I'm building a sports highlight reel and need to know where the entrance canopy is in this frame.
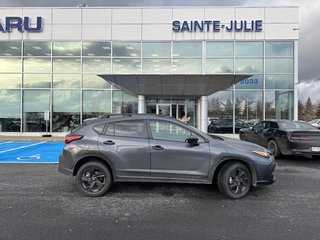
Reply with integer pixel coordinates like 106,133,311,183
99,74,251,97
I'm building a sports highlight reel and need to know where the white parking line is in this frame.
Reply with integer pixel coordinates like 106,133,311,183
0,141,13,146
0,141,47,154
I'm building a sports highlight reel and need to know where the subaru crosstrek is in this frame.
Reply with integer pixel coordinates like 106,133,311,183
58,114,276,199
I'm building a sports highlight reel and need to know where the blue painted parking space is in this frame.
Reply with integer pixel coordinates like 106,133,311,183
0,141,64,163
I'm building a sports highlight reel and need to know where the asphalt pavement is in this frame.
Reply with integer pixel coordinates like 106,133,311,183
0,156,319,240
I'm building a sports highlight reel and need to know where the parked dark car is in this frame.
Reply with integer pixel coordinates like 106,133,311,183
59,114,275,199
207,119,243,133
239,119,320,158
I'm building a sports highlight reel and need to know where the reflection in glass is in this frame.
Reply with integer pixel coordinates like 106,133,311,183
235,58,263,73
83,74,111,89
112,42,141,57
0,58,22,72
265,58,293,73
53,74,80,88
266,42,293,57
53,90,80,132
0,90,21,132
83,90,111,113
0,42,21,56
235,90,263,122
24,58,51,73
173,42,202,58
23,90,50,132
265,75,294,89
235,42,263,57
0,74,21,88
112,91,138,114
172,59,201,74
206,42,233,57
83,42,111,56
24,42,51,56
265,90,294,120
82,58,111,73
112,58,141,73
142,42,171,58
24,74,51,88
142,59,171,73
53,58,81,73
206,59,233,73
235,75,263,89
53,42,81,56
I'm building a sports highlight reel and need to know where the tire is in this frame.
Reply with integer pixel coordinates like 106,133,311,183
267,140,281,158
218,162,252,199
239,133,245,141
76,161,112,197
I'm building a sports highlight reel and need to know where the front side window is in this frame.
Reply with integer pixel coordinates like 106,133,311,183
150,120,200,142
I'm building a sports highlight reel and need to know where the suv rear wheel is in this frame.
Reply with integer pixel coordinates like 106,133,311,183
217,162,252,199
76,161,112,197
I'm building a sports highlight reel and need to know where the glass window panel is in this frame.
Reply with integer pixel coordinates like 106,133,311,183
112,91,138,114
0,74,21,88
142,42,171,58
24,42,51,56
235,42,263,57
235,75,263,89
83,42,111,57
53,90,80,112
235,58,263,73
265,74,294,89
83,74,111,89
0,42,21,56
172,59,201,74
24,74,51,88
52,112,80,132
206,59,233,73
206,42,233,57
83,90,111,113
23,58,51,73
173,42,202,58
112,42,141,57
265,58,293,73
0,58,22,73
23,90,50,112
265,90,294,120
0,90,21,132
53,58,81,73
114,120,146,138
235,90,263,122
266,42,293,57
82,58,111,73
112,58,141,74
142,59,171,74
53,74,80,88
53,42,81,56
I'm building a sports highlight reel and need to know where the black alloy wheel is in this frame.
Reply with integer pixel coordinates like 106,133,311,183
239,133,245,140
218,162,252,199
267,140,280,158
76,161,112,197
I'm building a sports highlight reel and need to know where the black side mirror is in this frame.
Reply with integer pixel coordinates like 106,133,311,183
185,136,199,146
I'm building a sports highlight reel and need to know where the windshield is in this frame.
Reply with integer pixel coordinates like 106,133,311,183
278,121,317,130
309,119,320,124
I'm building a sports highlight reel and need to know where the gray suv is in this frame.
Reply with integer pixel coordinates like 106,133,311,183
59,114,275,199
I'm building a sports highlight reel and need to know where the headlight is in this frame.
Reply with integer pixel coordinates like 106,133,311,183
253,151,273,159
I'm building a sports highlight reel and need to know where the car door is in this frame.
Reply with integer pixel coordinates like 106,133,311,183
97,120,151,178
148,119,211,180
247,121,267,146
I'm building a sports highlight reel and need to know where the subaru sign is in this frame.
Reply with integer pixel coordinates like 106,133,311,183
172,20,263,32
0,17,43,33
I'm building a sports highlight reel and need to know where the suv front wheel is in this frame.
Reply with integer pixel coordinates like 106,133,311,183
76,161,112,197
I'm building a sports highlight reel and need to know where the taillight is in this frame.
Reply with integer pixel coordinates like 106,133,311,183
65,134,83,144
289,136,311,141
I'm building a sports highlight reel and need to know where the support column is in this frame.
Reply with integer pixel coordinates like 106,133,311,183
138,95,145,114
200,96,208,133
196,98,201,130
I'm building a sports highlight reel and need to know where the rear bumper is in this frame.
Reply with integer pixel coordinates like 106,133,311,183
58,154,74,176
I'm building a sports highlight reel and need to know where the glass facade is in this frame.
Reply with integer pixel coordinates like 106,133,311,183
0,41,294,133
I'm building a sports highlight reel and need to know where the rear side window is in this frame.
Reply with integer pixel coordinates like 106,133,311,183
104,120,146,138
92,124,106,134
270,122,279,128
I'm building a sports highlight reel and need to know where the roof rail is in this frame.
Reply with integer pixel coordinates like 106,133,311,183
98,113,132,119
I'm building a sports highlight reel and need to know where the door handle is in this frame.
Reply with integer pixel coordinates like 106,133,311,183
152,145,164,150
103,140,115,145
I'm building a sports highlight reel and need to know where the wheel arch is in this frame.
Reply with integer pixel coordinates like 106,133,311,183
211,158,257,187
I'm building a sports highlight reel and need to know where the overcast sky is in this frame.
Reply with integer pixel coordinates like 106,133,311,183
1,0,319,102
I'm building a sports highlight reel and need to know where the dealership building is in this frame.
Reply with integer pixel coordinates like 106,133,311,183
0,6,299,134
